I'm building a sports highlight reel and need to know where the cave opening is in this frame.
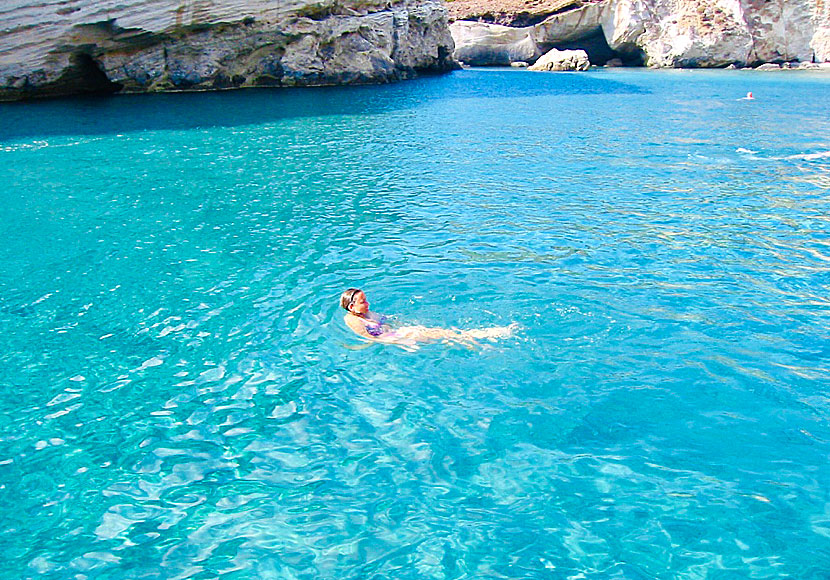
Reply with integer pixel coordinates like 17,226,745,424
541,27,644,66
67,53,123,95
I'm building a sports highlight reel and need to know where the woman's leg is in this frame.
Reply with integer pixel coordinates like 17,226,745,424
461,323,518,340
395,323,517,343
394,325,462,341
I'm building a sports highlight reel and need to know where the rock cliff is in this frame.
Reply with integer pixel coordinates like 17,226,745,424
451,0,830,68
0,0,456,101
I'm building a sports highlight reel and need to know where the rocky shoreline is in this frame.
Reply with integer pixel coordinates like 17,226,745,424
448,0,830,70
0,0,456,102
0,0,828,101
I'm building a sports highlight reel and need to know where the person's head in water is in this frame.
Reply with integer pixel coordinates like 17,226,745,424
340,288,369,316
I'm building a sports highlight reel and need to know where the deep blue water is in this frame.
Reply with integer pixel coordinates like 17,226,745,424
1,68,829,579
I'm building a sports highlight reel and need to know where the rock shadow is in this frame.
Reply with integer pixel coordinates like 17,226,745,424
542,28,645,67
0,68,647,142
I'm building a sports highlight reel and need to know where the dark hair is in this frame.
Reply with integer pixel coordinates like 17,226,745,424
340,288,362,311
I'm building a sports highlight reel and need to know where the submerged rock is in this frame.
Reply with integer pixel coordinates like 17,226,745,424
0,0,457,101
528,48,590,70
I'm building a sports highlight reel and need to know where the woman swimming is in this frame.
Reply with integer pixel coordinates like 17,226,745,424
340,288,518,347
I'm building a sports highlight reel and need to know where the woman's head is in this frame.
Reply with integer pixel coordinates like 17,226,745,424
340,288,368,314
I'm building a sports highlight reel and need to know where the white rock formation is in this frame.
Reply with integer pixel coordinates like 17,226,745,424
451,1,603,66
528,48,590,70
814,28,830,62
602,0,827,67
740,0,826,62
451,21,541,65
533,1,607,46
0,0,456,100
452,0,830,68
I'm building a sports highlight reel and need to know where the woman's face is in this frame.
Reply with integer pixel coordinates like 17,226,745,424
350,291,369,315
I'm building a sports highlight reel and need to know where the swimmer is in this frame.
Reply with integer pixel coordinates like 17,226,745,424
340,288,518,348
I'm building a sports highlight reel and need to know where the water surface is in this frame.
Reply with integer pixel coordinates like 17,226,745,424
1,68,829,579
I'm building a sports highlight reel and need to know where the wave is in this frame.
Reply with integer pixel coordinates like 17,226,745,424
0,136,106,153
734,148,830,162
784,150,830,161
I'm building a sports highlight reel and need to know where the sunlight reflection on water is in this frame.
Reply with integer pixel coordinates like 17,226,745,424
1,68,829,579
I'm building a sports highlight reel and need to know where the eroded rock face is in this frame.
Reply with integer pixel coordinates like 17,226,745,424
451,0,830,67
451,1,608,66
0,0,456,101
610,0,754,67
451,21,541,65
739,0,826,63
533,1,607,46
603,0,827,67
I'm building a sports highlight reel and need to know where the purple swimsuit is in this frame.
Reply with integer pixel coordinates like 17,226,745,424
364,315,388,337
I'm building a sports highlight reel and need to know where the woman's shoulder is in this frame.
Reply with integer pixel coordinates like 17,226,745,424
344,313,368,333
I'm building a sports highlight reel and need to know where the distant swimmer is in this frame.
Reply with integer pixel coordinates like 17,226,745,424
340,288,518,348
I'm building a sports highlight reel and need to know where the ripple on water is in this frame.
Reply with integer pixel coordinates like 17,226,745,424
0,69,829,578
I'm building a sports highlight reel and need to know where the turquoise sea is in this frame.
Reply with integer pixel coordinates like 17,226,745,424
1,68,829,579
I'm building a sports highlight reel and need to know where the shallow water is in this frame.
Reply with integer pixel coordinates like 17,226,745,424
1,68,829,579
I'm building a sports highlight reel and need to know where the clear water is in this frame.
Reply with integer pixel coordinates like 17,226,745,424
1,68,829,579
